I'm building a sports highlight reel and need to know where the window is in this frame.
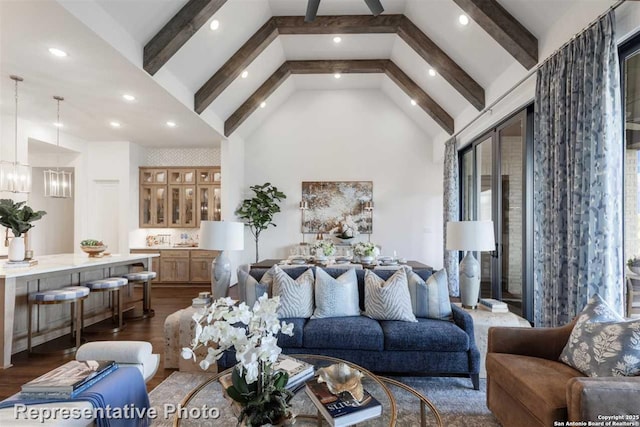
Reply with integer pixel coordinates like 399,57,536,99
621,33,640,264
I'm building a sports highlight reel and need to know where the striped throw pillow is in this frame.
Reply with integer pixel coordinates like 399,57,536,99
272,265,315,318
364,268,417,322
407,269,452,320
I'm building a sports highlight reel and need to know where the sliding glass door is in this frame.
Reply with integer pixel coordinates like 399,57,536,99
459,108,533,319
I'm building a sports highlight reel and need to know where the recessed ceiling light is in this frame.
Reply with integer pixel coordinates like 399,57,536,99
334,73,341,79
459,14,469,26
241,70,249,79
48,48,67,57
53,122,64,128
333,36,342,44
260,101,267,109
210,19,220,31
410,99,417,106
166,121,176,127
428,68,437,77
110,121,121,128
122,94,136,102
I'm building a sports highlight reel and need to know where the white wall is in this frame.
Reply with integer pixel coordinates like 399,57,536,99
243,89,443,268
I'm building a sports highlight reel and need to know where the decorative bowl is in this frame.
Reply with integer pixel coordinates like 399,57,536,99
81,245,107,257
317,363,365,402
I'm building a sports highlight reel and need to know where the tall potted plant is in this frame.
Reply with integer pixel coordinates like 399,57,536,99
0,199,46,261
236,183,286,263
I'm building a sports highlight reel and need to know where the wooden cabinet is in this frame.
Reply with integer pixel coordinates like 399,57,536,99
197,167,221,185
190,250,219,282
196,185,221,224
160,250,190,283
168,168,196,185
140,166,218,228
140,185,167,228
168,185,196,228
131,249,218,284
140,169,167,184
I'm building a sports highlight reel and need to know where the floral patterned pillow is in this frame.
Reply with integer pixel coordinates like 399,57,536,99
560,295,640,377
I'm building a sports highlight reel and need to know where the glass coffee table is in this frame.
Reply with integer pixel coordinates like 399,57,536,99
175,354,442,427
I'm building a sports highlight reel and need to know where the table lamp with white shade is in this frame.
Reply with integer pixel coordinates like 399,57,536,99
199,221,245,299
446,221,496,308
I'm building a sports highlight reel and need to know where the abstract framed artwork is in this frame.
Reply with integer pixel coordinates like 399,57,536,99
301,181,373,234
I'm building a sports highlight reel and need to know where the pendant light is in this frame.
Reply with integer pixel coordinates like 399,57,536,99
43,96,72,198
0,75,32,193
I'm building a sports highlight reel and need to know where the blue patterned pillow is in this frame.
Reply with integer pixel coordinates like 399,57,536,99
312,268,360,319
559,295,640,377
237,268,270,308
271,266,315,318
407,268,452,320
364,268,417,322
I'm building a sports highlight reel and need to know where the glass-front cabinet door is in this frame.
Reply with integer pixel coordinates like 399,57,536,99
197,185,221,225
197,168,221,185
168,169,196,185
140,169,167,184
140,185,167,227
168,185,196,227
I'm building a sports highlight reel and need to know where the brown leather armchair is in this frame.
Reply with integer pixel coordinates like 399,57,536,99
486,322,640,427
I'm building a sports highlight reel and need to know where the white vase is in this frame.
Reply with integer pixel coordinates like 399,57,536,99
9,237,25,262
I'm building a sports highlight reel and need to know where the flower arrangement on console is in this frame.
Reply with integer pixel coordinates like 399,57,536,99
312,240,335,257
329,215,359,240
182,296,295,426
353,242,379,258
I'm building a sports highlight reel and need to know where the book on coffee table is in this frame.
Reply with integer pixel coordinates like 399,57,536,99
305,380,382,427
219,355,315,393
21,360,118,399
479,298,509,313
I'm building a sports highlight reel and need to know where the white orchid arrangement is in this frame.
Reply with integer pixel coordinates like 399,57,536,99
329,215,359,239
312,240,335,256
182,296,295,426
353,242,379,257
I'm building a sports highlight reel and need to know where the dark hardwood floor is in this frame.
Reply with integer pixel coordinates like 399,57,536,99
0,285,217,400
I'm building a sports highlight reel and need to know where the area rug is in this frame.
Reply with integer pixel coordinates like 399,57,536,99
148,372,500,426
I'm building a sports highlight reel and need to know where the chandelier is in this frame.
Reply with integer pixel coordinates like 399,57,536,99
44,96,72,198
0,75,31,193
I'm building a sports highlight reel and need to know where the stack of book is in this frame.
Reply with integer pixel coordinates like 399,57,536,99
21,360,118,399
479,298,509,313
305,380,382,427
273,355,314,390
192,291,213,308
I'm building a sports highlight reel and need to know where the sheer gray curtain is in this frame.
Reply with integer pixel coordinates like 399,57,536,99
533,11,623,327
443,137,459,296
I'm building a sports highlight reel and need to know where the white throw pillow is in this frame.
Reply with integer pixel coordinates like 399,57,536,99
364,268,417,322
407,269,452,320
271,265,315,318
312,268,360,319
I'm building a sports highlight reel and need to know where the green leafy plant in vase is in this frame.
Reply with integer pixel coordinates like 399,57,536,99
182,296,295,426
0,199,46,261
236,183,286,263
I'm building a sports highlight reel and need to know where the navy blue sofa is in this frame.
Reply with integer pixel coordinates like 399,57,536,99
220,266,481,389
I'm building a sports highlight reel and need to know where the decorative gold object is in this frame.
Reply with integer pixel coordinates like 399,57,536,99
317,363,364,402
80,245,107,257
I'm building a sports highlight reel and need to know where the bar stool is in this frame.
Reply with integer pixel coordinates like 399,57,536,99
83,277,128,333
28,286,89,355
123,271,156,320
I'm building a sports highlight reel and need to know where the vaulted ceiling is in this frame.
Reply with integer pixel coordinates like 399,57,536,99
1,0,616,146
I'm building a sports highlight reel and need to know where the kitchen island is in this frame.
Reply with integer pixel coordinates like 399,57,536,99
0,253,159,368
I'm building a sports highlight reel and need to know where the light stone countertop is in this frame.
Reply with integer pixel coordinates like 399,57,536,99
0,253,159,278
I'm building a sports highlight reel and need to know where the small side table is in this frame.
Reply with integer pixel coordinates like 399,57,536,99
458,304,531,378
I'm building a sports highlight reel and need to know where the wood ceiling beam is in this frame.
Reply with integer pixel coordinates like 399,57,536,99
224,63,291,137
398,16,485,110
383,61,454,134
224,60,455,137
196,14,485,115
195,19,278,114
144,0,228,76
273,14,402,34
452,0,538,70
